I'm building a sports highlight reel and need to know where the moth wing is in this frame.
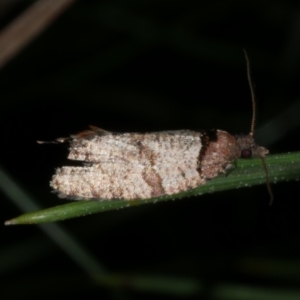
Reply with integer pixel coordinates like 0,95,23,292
51,160,205,200
68,130,201,164
51,130,205,200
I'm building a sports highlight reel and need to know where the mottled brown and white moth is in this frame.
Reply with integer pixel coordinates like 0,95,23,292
48,127,268,200
40,51,272,202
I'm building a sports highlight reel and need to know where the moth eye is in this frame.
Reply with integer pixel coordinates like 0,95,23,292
241,149,252,159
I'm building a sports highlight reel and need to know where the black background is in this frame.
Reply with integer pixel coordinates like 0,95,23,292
1,1,300,299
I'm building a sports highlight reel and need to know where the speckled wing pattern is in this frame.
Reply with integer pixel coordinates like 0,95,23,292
51,130,206,200
50,126,268,200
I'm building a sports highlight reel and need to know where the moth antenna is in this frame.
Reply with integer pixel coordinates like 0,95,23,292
243,49,256,137
243,50,273,205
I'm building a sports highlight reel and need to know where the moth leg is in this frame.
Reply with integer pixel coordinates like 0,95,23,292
37,137,69,144
72,126,112,139
224,162,236,177
89,125,111,135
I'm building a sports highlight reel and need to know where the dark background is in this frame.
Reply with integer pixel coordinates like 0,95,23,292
1,0,300,299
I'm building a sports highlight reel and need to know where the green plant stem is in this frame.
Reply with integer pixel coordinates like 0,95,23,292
5,152,300,225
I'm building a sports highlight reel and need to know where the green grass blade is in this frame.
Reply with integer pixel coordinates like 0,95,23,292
5,152,300,225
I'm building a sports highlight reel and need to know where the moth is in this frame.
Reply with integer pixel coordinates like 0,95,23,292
40,51,272,203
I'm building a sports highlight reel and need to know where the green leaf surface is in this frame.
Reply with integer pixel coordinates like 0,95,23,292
5,152,300,225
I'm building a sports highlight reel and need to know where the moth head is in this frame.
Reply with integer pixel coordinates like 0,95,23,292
235,133,272,205
235,134,269,159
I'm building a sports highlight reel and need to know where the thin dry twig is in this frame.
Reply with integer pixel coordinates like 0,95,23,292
0,0,76,68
